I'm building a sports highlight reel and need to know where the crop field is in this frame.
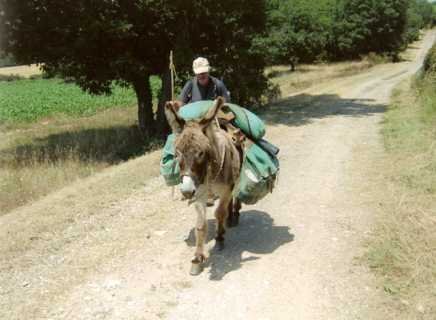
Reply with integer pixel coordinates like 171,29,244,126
0,78,137,122
0,76,162,123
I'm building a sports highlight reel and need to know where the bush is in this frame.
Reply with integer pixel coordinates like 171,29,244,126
423,44,436,74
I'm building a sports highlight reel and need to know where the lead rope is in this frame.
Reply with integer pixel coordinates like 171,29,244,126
169,51,177,199
213,141,226,183
169,50,179,101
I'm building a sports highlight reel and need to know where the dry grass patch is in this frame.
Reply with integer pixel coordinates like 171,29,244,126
0,64,42,78
267,59,375,97
0,107,162,215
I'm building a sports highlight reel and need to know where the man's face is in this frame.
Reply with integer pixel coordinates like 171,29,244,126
196,72,210,86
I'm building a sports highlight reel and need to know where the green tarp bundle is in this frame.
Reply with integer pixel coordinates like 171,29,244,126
179,100,266,140
160,101,279,204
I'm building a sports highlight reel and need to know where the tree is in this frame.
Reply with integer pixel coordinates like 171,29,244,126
405,0,435,43
254,0,330,70
180,0,268,107
1,0,268,136
329,0,409,60
433,3,436,27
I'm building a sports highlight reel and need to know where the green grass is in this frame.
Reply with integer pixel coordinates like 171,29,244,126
0,76,162,123
0,78,137,122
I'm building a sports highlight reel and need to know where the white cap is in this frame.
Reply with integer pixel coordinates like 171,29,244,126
193,57,210,74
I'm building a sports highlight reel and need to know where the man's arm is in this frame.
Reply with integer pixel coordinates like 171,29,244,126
217,80,230,102
178,80,193,105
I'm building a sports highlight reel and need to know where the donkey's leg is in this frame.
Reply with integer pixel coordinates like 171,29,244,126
215,192,232,250
191,199,207,276
193,201,208,261
234,198,241,225
226,199,235,228
227,197,242,228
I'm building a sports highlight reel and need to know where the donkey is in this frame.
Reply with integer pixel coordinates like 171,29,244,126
165,97,242,275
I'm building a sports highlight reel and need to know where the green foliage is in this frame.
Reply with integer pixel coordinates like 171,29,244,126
433,4,436,26
0,0,268,134
259,0,431,68
423,43,436,74
254,0,331,68
405,0,435,42
184,0,269,107
420,44,436,119
331,0,409,60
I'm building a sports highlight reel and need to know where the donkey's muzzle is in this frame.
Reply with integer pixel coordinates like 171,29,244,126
180,176,196,199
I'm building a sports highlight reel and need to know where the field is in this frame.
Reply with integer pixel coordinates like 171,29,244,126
0,73,163,214
0,78,138,122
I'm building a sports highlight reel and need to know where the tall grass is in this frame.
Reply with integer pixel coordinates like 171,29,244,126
0,107,163,215
0,76,165,214
366,45,436,319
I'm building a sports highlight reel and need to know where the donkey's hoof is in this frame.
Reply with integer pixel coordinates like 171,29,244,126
190,261,204,276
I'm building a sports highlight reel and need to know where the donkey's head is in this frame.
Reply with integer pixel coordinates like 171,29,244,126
165,97,225,199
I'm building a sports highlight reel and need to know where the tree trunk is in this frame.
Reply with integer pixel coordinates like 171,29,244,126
156,69,172,137
133,75,154,137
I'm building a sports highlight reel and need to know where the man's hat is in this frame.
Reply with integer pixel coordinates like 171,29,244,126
193,57,210,74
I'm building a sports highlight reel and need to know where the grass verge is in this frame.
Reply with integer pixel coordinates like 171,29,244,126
366,47,436,318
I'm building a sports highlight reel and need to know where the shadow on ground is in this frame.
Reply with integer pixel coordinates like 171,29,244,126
2,93,385,168
185,210,294,281
267,66,312,79
259,93,386,128
0,125,163,167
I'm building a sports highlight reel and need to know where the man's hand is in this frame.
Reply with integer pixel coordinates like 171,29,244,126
169,100,182,111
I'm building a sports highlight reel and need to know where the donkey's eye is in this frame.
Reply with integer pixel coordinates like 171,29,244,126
197,151,204,159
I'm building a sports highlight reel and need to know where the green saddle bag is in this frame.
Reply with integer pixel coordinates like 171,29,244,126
160,133,181,186
234,143,279,205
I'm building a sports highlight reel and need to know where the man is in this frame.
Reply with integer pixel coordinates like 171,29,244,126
178,57,230,105
176,57,230,206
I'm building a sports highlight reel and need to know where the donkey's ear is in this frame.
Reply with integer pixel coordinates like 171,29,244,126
165,101,185,134
200,97,225,127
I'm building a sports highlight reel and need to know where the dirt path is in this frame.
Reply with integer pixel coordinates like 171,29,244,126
1,31,435,320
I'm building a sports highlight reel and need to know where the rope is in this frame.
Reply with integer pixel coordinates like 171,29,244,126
169,51,179,101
